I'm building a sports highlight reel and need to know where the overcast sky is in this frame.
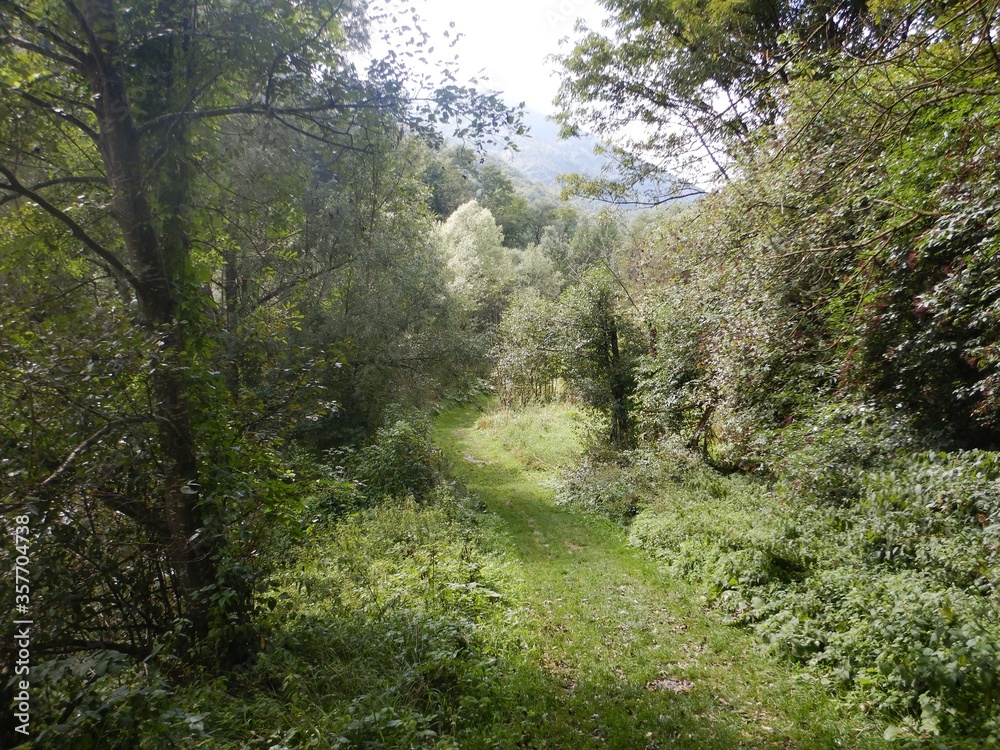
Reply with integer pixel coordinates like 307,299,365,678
371,0,609,117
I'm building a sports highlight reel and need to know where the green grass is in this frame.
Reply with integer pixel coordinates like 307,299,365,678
72,402,895,748
434,403,892,749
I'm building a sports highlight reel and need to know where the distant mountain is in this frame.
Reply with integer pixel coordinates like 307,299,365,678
489,109,609,185
486,109,701,208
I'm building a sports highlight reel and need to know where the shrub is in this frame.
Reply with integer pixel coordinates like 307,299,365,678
491,294,563,409
850,451,1000,589
347,417,445,502
629,474,805,599
760,569,1000,739
555,434,707,520
768,400,930,504
610,442,1000,741
196,489,519,749
24,652,207,750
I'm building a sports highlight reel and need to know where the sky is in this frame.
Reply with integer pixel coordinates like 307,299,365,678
370,0,609,117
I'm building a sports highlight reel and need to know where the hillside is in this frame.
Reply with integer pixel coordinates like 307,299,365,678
488,109,701,208
492,109,609,185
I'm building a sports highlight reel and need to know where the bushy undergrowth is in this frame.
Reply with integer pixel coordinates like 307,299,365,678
19,417,528,750
556,432,708,520
341,416,446,503
561,430,1000,744
766,401,934,505
191,490,521,749
27,488,522,750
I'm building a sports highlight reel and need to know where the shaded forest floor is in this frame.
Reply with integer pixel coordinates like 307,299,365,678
434,403,889,749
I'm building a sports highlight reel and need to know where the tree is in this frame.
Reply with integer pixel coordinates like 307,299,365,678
559,270,642,449
420,147,541,247
552,0,935,196
422,146,478,218
291,141,478,447
437,200,516,327
475,163,533,247
0,0,518,658
513,244,564,300
612,0,1000,466
492,294,563,407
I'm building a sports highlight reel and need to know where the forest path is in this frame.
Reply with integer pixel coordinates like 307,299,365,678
434,404,888,749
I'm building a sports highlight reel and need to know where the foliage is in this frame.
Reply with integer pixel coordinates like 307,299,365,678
556,269,644,449
22,652,207,750
344,417,447,503
548,3,1000,741
287,141,480,449
767,400,932,504
0,0,523,676
489,245,644,448
563,212,623,274
612,0,1000,460
231,490,516,749
14,485,523,748
553,0,974,199
5,0,1000,743
562,425,1000,741
421,146,576,249
754,451,1000,741
557,434,707,521
491,294,563,409
437,200,516,328
512,245,565,300
474,163,535,248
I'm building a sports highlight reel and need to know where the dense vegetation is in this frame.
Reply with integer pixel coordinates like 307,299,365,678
532,0,1000,743
2,0,1000,746
0,0,522,744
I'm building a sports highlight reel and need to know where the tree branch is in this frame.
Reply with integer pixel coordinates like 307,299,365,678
0,174,106,207
39,417,155,489
18,90,100,142
2,2,92,68
39,425,113,488
136,98,385,134
0,164,139,289
0,35,85,70
254,260,352,306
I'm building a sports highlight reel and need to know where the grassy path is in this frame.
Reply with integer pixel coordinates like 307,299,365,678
435,404,889,749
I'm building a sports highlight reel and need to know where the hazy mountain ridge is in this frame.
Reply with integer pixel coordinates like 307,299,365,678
487,109,700,207
490,109,610,185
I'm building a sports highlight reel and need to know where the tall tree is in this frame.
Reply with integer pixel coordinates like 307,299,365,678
437,199,515,328
559,270,641,449
0,0,518,655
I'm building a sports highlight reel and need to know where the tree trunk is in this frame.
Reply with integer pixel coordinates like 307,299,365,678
607,318,633,449
79,0,214,646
